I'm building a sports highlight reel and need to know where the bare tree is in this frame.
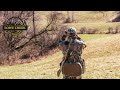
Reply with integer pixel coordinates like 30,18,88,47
0,11,67,65
65,11,71,23
32,11,37,42
64,11,75,23
71,11,74,22
0,11,33,65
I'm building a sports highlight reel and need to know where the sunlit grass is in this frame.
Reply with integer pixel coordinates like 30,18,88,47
79,34,115,41
64,22,120,33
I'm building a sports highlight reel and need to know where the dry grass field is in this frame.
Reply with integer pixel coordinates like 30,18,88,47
0,34,120,79
0,11,120,79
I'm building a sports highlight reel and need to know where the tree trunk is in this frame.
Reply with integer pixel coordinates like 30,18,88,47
72,11,74,22
33,11,37,42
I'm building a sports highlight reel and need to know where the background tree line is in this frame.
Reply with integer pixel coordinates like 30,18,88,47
0,11,67,65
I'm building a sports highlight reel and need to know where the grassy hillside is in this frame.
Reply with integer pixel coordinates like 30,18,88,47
0,34,120,79
61,11,120,33
82,34,120,79
64,22,120,33
0,11,120,79
27,11,119,33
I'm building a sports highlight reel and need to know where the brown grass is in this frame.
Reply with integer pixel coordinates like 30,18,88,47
0,34,120,79
82,34,120,79
83,34,120,59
